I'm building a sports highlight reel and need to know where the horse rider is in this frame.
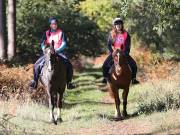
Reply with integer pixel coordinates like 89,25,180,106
29,17,76,90
102,17,140,84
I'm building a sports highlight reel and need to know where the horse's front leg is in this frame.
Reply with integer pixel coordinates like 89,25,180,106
122,87,129,117
48,90,56,125
56,92,64,123
109,85,123,120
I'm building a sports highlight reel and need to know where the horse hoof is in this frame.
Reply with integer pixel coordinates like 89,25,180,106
54,121,57,125
50,119,57,125
57,118,63,123
123,112,128,118
114,116,124,121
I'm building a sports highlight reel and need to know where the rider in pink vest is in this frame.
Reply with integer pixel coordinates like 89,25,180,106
29,17,75,90
102,17,139,84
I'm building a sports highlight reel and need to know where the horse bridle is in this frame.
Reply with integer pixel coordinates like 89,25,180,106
44,40,59,71
113,49,127,66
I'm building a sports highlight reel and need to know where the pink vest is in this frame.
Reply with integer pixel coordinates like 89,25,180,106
45,29,62,50
113,31,127,51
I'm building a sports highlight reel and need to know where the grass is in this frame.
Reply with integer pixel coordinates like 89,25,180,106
136,80,180,113
0,67,180,134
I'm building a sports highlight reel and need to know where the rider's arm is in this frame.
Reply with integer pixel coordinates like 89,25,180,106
107,33,113,53
124,33,131,56
40,32,47,51
55,32,67,54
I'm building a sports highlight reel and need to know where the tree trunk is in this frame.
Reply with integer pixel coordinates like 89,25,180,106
0,0,6,60
7,0,16,61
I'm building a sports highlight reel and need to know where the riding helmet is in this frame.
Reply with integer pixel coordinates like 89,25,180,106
49,17,58,24
113,17,124,25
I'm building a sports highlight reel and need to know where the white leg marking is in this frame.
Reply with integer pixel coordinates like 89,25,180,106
56,108,61,119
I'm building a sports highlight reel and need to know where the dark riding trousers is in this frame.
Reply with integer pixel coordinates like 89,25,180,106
102,54,137,79
33,53,73,84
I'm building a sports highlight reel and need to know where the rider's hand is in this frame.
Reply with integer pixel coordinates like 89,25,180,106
112,50,117,58
42,48,45,54
112,46,116,52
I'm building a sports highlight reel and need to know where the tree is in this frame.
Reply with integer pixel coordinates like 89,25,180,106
16,0,105,60
7,0,16,60
0,0,6,60
113,0,180,54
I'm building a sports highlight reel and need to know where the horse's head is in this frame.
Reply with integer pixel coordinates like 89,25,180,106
112,48,127,75
44,40,57,71
112,49,126,66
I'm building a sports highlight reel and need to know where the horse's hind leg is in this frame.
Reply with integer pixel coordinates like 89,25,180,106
122,87,129,117
56,91,64,123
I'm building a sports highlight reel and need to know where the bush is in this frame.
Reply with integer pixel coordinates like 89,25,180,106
137,80,180,114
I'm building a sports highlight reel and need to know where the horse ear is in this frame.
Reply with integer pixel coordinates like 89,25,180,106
50,40,55,50
121,45,124,50
51,40,54,48
50,40,55,54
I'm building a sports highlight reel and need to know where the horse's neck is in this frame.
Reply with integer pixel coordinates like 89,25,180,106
113,59,128,74
54,60,66,71
44,59,59,71
114,58,127,67
51,62,62,70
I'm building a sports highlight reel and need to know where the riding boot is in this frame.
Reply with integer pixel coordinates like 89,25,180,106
132,78,140,84
102,65,109,84
127,55,140,84
131,66,139,84
29,68,39,89
102,78,107,84
102,54,113,84
29,56,45,90
65,59,76,89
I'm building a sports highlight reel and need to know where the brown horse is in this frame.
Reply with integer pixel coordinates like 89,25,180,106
108,49,132,120
40,41,67,125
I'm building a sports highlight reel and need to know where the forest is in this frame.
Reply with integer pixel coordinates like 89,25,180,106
0,0,179,134
0,0,179,61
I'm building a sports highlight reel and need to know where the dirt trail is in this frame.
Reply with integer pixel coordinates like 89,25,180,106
78,119,153,135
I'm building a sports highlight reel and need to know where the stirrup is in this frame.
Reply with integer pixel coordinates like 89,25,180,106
102,78,107,84
29,80,38,90
132,79,140,84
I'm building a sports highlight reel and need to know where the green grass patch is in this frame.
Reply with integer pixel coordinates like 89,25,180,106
0,68,180,134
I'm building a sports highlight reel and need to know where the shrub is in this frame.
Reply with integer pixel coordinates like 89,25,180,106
137,80,180,114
